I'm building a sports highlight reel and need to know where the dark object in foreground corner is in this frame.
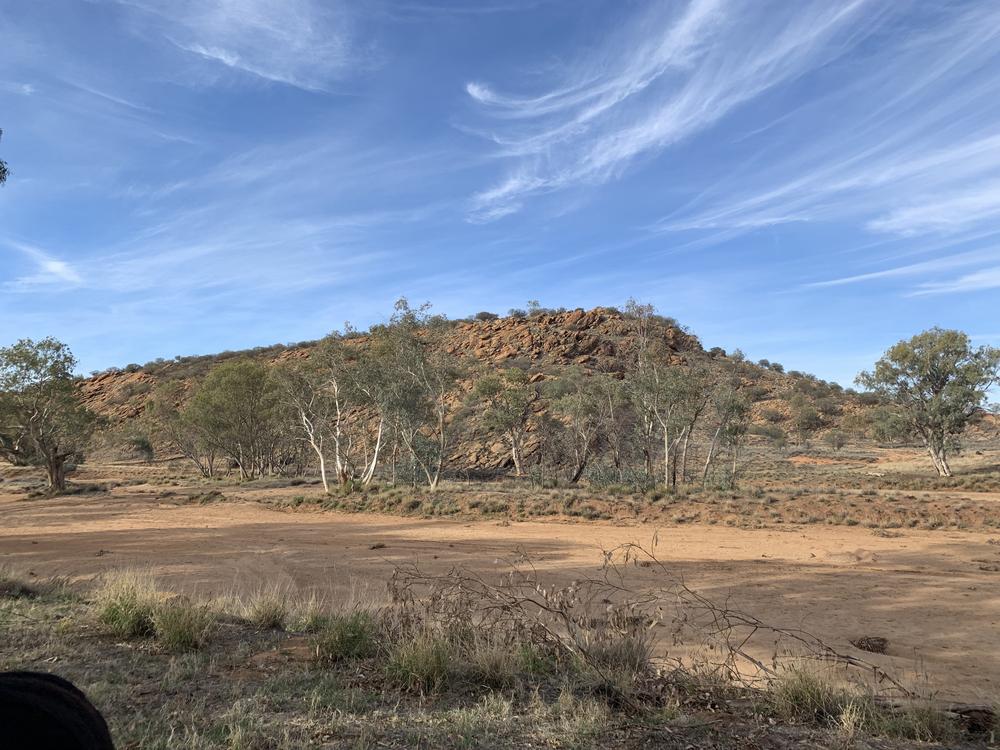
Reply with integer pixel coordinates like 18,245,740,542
0,671,115,749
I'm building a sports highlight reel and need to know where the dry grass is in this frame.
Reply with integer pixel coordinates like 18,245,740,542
152,598,215,652
94,569,159,638
0,564,993,749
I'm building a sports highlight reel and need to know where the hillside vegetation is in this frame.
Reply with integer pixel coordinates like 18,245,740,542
80,303,878,486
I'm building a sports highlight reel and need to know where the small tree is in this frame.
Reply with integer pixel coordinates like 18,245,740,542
186,359,284,480
790,397,823,444
278,333,388,492
545,368,611,483
373,299,463,491
702,354,750,486
857,328,1000,476
145,382,217,477
0,338,96,492
471,368,535,476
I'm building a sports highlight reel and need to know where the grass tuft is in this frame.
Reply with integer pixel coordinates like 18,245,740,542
313,611,378,663
153,598,215,652
238,585,291,630
385,631,452,693
94,569,159,638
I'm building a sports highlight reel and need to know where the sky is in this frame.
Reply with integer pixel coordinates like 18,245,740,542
1,0,999,385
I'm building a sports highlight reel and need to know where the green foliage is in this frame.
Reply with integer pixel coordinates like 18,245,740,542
823,430,847,451
368,298,465,490
858,328,1000,475
0,337,97,491
789,395,823,442
123,433,154,461
145,381,217,477
471,367,535,475
240,585,291,629
760,408,784,423
186,359,285,480
751,424,787,449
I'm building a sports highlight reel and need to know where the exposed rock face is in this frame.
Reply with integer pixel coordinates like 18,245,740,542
80,308,700,421
79,370,159,423
77,308,703,471
444,307,698,370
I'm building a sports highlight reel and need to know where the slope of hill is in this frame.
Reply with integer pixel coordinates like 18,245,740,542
79,307,862,470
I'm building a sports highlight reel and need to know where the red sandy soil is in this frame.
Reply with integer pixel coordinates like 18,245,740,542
2,480,998,703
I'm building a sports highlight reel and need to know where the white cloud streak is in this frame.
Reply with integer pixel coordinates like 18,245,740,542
652,3,1000,240
116,0,364,91
804,248,1000,289
465,0,878,221
4,241,83,288
910,266,1000,296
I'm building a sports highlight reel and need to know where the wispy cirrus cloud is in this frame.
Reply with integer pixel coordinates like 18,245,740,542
803,248,1000,289
114,0,369,91
4,241,83,288
464,0,879,221
654,3,1000,241
909,266,1000,296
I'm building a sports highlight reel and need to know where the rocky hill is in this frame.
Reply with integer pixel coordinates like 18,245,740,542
80,307,864,470
81,308,700,419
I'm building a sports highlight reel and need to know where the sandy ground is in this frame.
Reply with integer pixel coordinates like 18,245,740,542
2,483,999,704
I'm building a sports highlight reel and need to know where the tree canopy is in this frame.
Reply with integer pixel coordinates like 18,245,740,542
0,338,96,491
857,328,1000,476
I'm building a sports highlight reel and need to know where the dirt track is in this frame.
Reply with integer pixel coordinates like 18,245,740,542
2,483,999,703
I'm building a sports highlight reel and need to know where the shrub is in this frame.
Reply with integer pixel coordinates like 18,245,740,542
153,599,215,651
314,611,378,663
585,628,652,677
824,430,847,451
474,311,498,322
95,570,158,638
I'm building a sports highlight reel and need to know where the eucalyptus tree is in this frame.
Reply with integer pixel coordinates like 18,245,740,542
145,381,217,477
702,353,751,486
857,328,1000,476
372,299,463,490
185,359,283,480
0,338,97,492
470,367,535,476
279,332,390,491
544,368,608,484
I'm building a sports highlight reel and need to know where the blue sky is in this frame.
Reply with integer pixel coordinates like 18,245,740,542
1,0,999,384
